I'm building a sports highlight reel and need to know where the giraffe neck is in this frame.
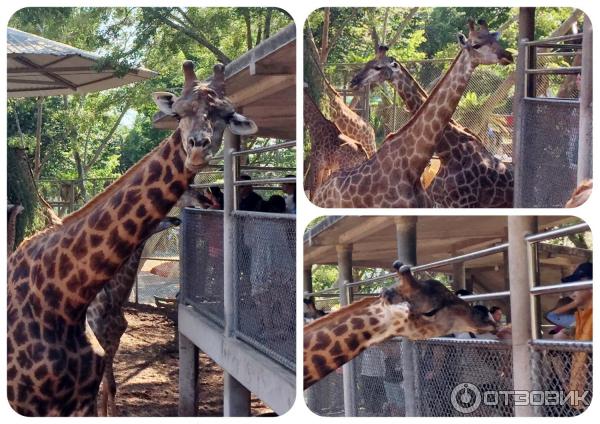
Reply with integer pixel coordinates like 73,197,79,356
304,297,412,389
391,63,429,113
380,50,475,169
22,129,193,321
104,242,146,307
303,91,329,130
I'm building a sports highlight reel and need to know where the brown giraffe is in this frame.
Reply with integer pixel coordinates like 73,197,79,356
6,61,257,416
304,87,368,198
86,217,180,416
304,262,497,389
321,75,377,157
312,20,513,208
350,39,514,207
7,204,24,254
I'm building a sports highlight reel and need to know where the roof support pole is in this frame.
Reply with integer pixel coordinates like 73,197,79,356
507,216,537,416
394,216,418,416
577,14,593,183
337,243,357,417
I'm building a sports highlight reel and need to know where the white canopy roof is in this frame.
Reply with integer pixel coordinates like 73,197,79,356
7,27,157,98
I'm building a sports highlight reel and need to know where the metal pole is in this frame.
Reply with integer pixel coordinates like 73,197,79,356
394,216,418,416
513,7,536,207
304,265,313,299
507,216,537,416
337,244,357,417
577,14,593,183
222,129,251,416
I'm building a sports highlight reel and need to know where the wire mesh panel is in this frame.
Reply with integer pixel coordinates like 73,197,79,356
412,338,514,417
180,208,225,326
232,210,296,370
530,341,592,416
519,98,579,207
304,364,345,416
353,339,406,417
133,207,182,304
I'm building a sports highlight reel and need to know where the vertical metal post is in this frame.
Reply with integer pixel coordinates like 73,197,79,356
452,261,466,292
337,244,357,417
222,129,251,416
223,129,237,338
577,14,593,183
303,265,313,298
513,7,536,207
394,216,418,416
507,216,537,417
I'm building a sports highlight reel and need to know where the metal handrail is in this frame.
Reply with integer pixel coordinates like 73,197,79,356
233,177,295,186
530,280,592,296
232,140,296,156
522,33,583,46
525,222,590,243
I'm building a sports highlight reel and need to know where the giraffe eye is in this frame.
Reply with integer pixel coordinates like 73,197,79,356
472,43,482,49
392,62,399,68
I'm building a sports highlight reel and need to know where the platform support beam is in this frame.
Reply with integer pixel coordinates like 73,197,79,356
178,333,199,416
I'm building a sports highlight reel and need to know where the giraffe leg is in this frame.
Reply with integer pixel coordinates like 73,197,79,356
104,359,118,416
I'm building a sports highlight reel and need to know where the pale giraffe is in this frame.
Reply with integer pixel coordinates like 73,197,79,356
87,217,180,416
321,75,377,157
304,261,497,388
350,37,514,207
7,204,24,254
304,87,368,198
6,61,257,416
312,20,513,208
565,179,592,208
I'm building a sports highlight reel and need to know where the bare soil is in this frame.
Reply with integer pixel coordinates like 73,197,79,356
99,303,273,417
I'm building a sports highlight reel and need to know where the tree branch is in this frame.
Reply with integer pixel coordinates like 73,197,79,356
387,7,419,48
320,8,331,65
84,102,131,172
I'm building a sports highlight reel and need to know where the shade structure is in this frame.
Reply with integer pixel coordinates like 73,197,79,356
7,27,157,98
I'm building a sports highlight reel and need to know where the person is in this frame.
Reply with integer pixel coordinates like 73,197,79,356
281,175,296,214
549,262,592,409
205,186,224,209
238,174,264,211
490,306,503,324
262,194,286,214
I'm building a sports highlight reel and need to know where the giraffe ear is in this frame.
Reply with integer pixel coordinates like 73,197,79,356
152,92,178,115
457,33,468,47
489,31,500,41
228,113,258,136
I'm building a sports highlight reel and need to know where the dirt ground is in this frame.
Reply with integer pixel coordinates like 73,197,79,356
99,303,273,417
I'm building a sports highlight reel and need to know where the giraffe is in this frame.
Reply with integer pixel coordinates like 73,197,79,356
312,20,513,208
7,204,24,254
321,75,377,157
304,261,497,388
565,179,592,208
304,86,368,198
86,216,180,416
6,61,257,416
349,37,514,207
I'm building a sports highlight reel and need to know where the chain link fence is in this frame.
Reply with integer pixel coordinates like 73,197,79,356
322,52,580,165
530,341,592,417
233,211,296,371
179,208,225,326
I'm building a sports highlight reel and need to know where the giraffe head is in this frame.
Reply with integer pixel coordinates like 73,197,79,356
380,261,497,338
457,19,513,66
152,61,257,172
349,45,402,91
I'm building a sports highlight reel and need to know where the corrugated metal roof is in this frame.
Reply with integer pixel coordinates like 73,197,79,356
7,27,157,97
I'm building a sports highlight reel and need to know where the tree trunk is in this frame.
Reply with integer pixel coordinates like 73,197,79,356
264,9,272,40
34,97,43,181
74,150,87,202
320,8,331,65
243,9,253,50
